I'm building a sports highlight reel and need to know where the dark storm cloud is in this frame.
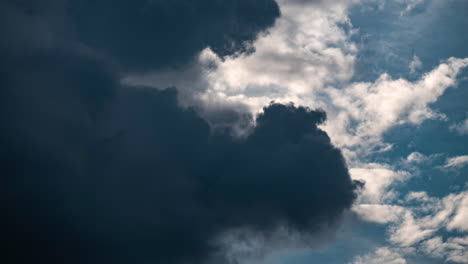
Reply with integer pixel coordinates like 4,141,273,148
68,0,281,70
1,1,362,264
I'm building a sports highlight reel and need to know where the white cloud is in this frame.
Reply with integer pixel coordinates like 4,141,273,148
405,191,433,203
387,192,468,246
354,191,468,262
421,236,446,258
396,0,425,15
404,152,442,167
350,164,410,203
421,236,468,264
353,204,406,224
406,152,426,163
389,210,436,247
322,57,468,152
350,247,407,264
447,193,468,232
356,234,468,264
444,155,468,169
450,118,468,135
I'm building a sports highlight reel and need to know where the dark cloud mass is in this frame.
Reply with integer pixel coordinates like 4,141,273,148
1,1,361,264
68,0,281,70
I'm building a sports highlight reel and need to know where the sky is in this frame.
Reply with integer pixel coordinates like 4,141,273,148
1,0,467,264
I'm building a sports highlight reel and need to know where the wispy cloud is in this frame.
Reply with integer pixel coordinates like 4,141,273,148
409,55,422,74
450,118,468,135
350,247,407,264
444,155,468,169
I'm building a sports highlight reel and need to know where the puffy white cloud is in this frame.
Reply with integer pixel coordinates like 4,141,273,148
444,155,468,169
350,247,407,264
350,164,410,204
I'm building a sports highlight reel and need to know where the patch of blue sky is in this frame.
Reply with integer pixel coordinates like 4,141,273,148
347,0,468,193
349,0,468,81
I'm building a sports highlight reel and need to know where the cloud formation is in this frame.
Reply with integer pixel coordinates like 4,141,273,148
0,1,362,264
354,190,468,263
323,57,468,151
121,2,468,262
422,236,468,263
124,1,468,158
123,0,357,114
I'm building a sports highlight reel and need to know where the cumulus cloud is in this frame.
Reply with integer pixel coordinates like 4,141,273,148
0,1,363,264
2,0,467,264
2,71,362,264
